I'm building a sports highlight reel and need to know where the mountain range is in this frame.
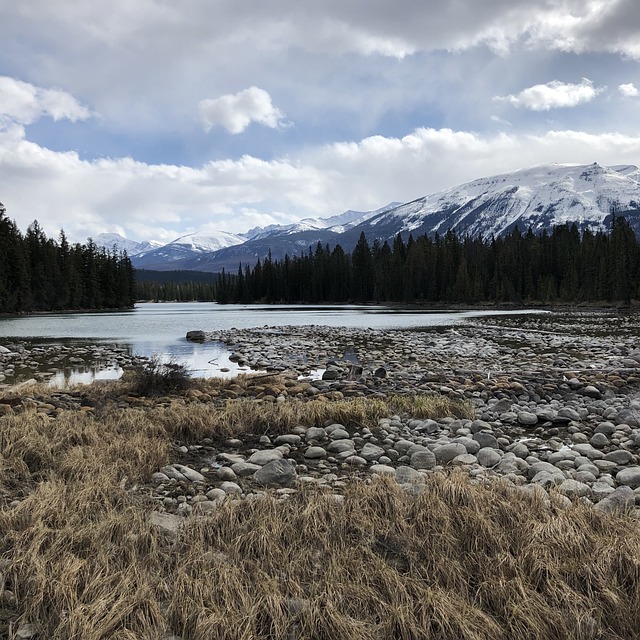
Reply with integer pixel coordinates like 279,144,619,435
94,162,640,273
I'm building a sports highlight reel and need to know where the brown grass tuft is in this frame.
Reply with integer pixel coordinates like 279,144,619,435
0,390,638,639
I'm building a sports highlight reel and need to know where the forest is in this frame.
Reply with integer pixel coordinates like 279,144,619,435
0,204,135,313
137,215,640,306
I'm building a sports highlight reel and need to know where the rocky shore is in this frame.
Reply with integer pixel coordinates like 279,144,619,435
142,311,640,520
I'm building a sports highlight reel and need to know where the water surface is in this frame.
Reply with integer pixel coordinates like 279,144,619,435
0,303,542,383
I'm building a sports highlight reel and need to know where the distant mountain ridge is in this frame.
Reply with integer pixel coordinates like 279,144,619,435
93,162,640,272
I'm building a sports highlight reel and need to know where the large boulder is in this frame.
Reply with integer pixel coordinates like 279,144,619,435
253,459,297,486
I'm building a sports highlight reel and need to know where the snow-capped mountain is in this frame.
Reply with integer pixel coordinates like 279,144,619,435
131,231,245,270
125,163,640,272
243,203,400,241
348,162,640,243
94,233,162,256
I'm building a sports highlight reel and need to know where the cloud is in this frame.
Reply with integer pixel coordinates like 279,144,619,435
2,122,640,245
619,83,639,97
199,87,288,134
0,76,92,126
495,79,602,111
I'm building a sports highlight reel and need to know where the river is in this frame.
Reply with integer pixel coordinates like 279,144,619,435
0,302,542,384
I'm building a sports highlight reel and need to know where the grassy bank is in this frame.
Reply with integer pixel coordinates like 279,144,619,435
0,378,639,639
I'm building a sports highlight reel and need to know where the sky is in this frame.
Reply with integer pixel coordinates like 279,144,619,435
0,0,639,244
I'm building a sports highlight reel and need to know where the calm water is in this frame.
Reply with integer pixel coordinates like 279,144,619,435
0,303,540,383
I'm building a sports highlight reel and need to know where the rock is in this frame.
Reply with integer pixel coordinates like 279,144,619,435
186,330,207,342
477,447,502,467
322,369,340,381
369,464,396,476
595,486,636,513
589,433,609,448
327,439,355,454
531,471,565,488
247,450,283,465
518,411,538,425
274,434,302,446
343,455,367,466
473,432,499,449
410,450,436,470
216,466,237,481
395,466,426,484
558,479,591,499
150,512,182,539
591,482,615,501
615,408,640,427
304,446,327,459
557,407,581,422
434,443,467,463
305,427,326,442
172,464,206,483
253,459,297,486
231,462,262,477
616,467,640,489
206,488,226,501
594,422,616,436
604,450,632,464
582,385,601,399
219,481,243,494
360,443,385,461
374,367,387,378
328,428,350,440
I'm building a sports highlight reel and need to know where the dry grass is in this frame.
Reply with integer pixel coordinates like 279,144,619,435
0,389,639,639
152,393,473,442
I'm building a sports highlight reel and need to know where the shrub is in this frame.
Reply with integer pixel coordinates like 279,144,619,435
126,356,192,396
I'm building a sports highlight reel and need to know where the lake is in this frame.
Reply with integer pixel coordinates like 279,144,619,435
0,303,541,384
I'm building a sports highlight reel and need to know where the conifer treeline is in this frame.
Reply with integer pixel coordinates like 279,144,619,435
209,216,639,305
0,204,135,313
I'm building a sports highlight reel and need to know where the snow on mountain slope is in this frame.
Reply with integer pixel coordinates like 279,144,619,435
167,231,245,253
94,233,162,256
364,163,640,240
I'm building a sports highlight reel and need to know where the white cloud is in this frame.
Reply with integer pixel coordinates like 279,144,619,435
619,83,639,97
495,79,602,111
0,76,92,126
2,123,640,245
199,87,288,134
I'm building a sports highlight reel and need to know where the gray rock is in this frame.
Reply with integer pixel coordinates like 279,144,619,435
304,446,327,459
603,450,633,465
590,433,609,448
557,407,581,422
558,479,591,499
531,471,565,488
172,464,206,483
149,512,182,539
328,428,350,440
453,454,478,465
591,482,615,501
616,467,640,489
477,447,502,467
455,436,480,454
518,411,538,425
219,481,243,494
274,434,302,446
594,486,636,513
247,450,283,465
395,466,426,484
360,442,385,461
473,432,499,449
305,427,326,442
344,455,367,466
231,462,262,477
509,442,530,459
434,443,467,463
615,408,640,427
327,439,355,454
253,459,297,486
594,422,616,436
410,450,436,470
216,466,237,481
206,488,226,501
369,464,396,476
